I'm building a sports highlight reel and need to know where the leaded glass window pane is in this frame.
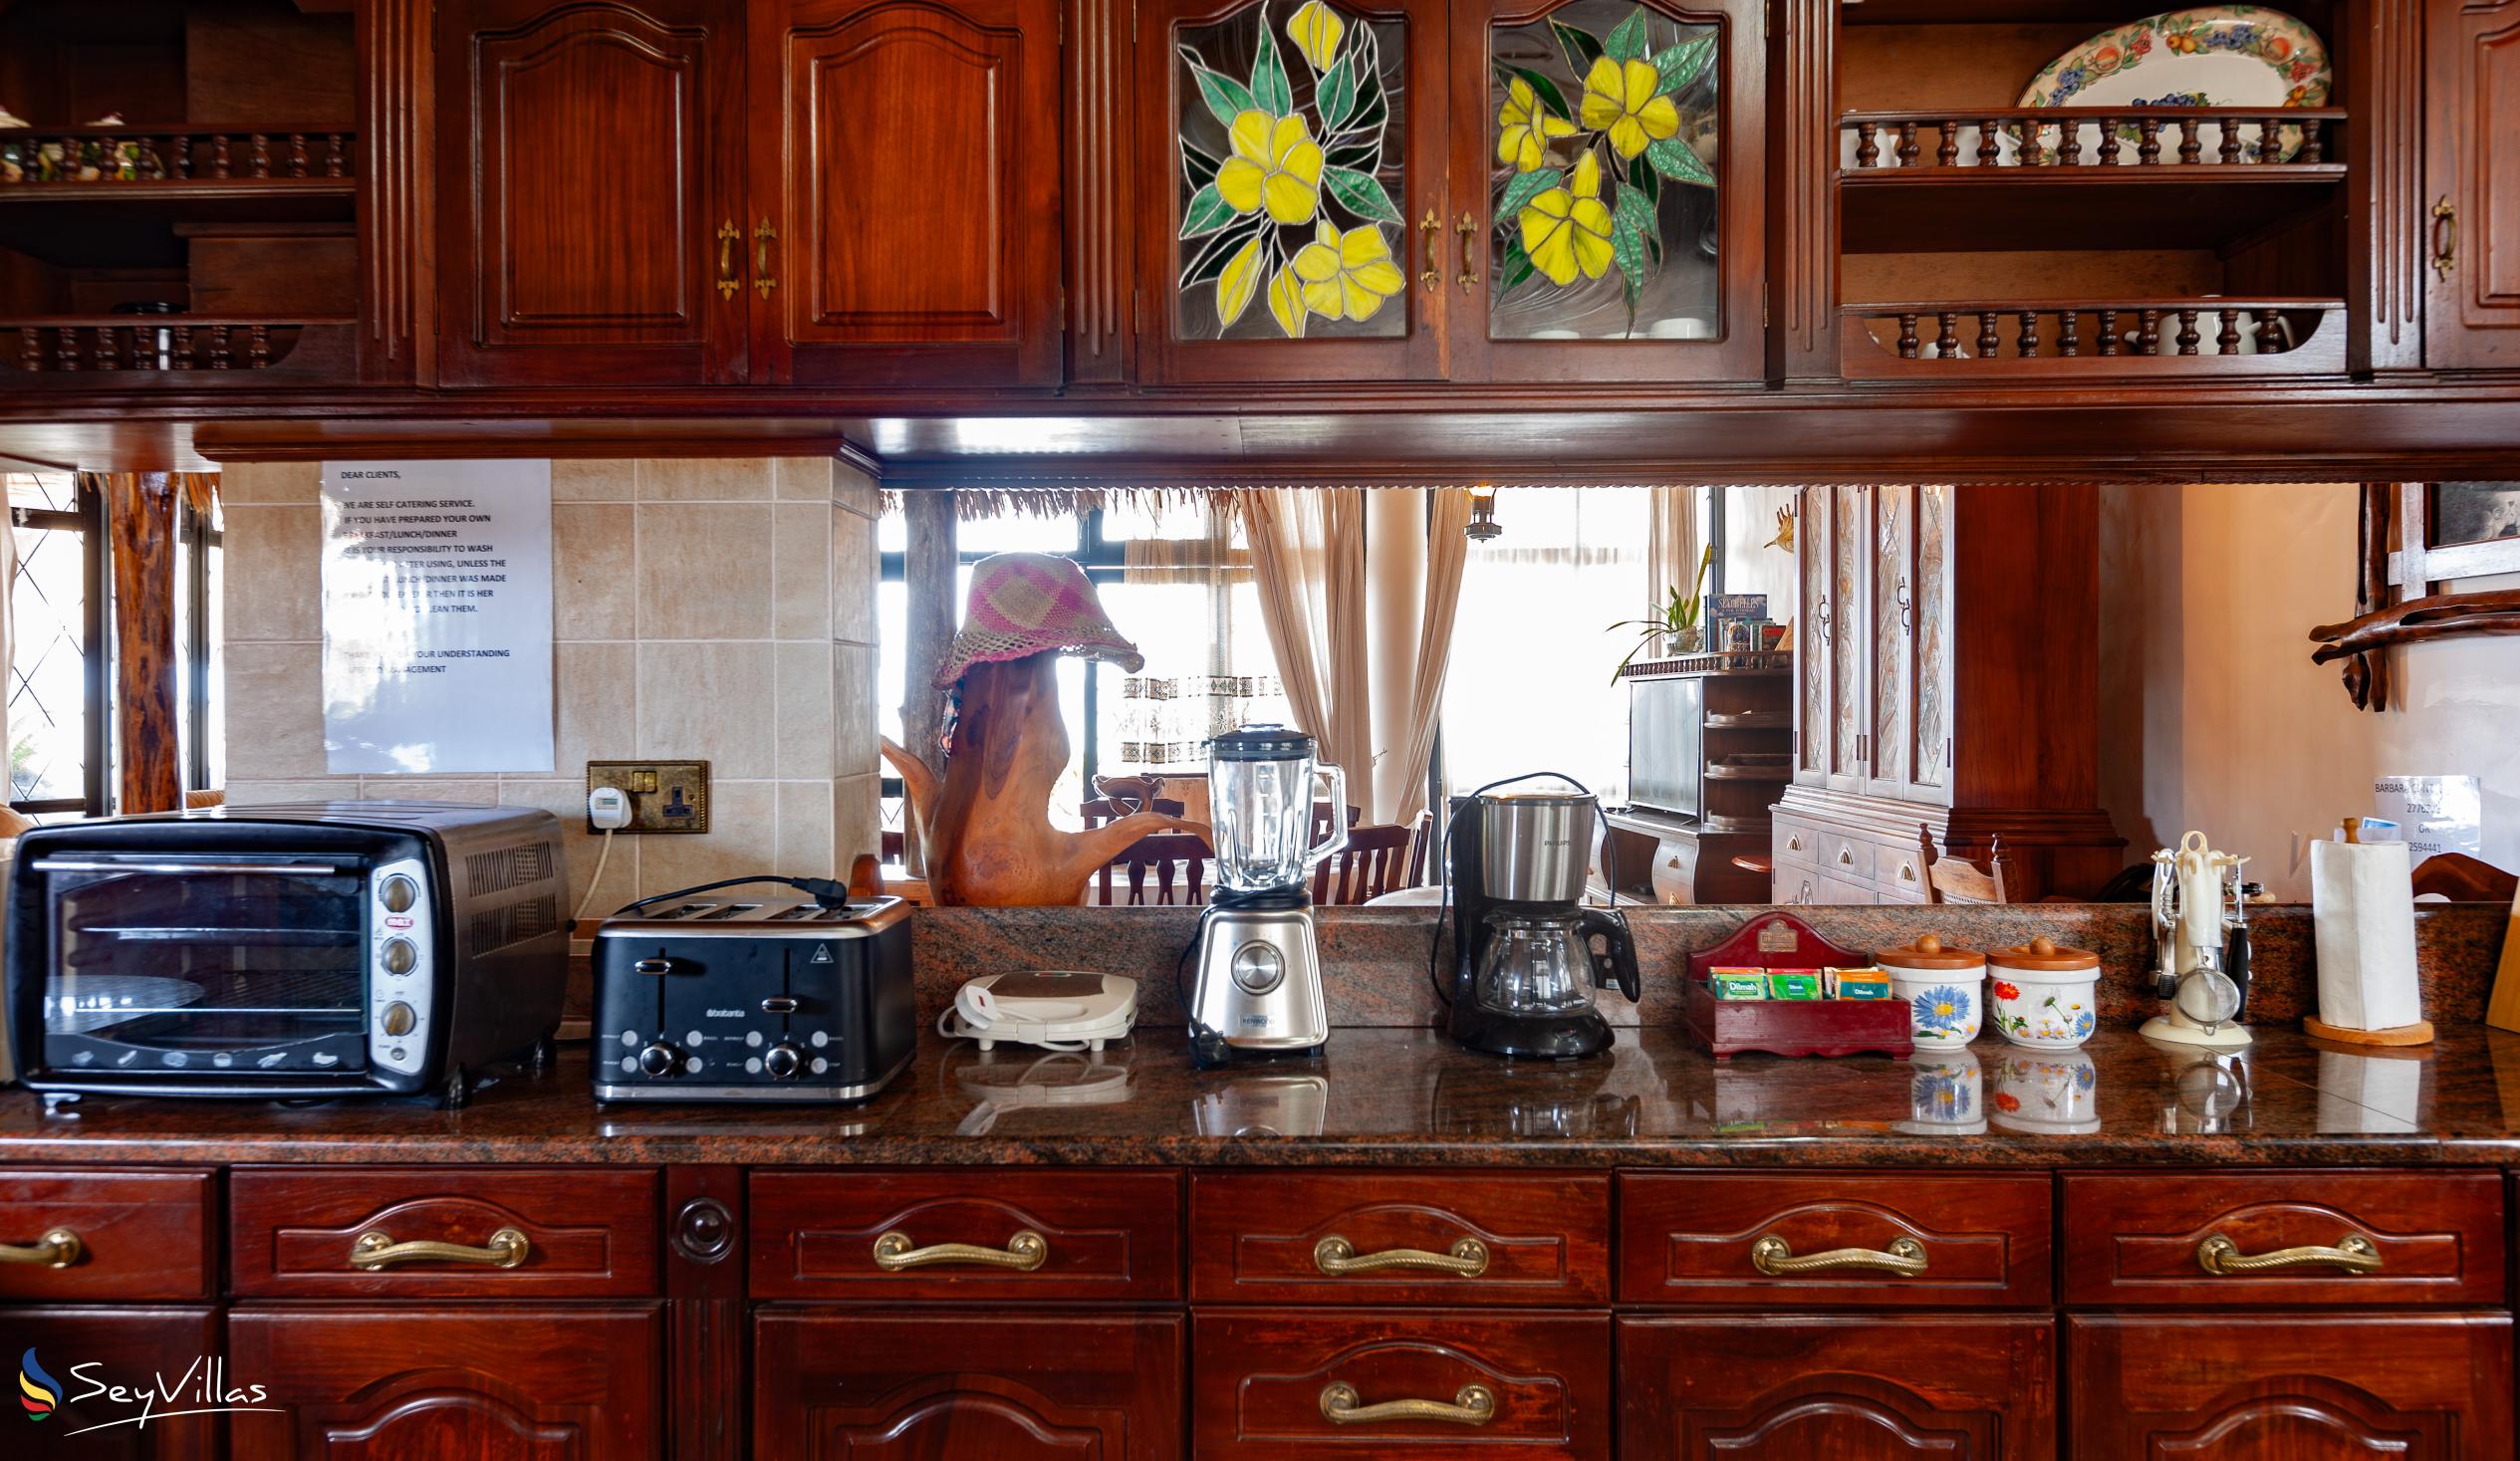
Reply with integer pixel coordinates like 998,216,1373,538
1175,1,1409,341
1487,2,1718,341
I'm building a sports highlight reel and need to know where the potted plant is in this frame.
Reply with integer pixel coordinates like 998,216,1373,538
1608,543,1714,680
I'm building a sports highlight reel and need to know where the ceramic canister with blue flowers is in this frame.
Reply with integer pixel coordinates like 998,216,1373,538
1879,934,1987,1047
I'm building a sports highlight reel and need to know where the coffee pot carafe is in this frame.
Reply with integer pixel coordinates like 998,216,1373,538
1441,778,1638,1060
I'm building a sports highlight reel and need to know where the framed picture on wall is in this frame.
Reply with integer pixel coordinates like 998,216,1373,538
2399,481,2520,589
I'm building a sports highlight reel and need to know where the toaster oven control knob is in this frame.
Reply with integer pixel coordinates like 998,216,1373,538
379,1001,417,1038
380,938,418,977
637,1040,685,1078
763,1041,806,1081
378,874,419,913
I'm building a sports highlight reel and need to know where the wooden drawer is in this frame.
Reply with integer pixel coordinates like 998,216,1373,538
751,1167,1181,1302
1620,1172,2053,1307
1189,1172,1610,1306
2062,1170,2506,1307
1821,830,1875,882
229,1165,659,1298
1773,819,1819,868
1193,1309,1611,1459
1814,871,1878,904
0,1168,215,1302
1773,869,1818,905
1877,839,1930,898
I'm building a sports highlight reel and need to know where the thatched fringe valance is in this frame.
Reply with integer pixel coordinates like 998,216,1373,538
875,485,1231,520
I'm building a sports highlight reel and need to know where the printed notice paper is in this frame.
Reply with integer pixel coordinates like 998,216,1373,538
320,459,554,774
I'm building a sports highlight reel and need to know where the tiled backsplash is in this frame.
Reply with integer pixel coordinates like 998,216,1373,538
219,455,882,914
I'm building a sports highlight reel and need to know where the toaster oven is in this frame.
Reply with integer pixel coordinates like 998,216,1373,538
6,801,568,1105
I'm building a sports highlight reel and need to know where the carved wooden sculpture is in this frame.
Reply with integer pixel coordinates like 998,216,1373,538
882,652,1204,905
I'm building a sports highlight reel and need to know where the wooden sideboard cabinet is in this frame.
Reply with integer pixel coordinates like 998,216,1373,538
436,0,1064,389
1776,481,2121,903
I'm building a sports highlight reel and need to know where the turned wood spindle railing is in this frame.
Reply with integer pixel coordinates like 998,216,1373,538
5,320,317,372
1842,298,2340,373
0,126,356,185
1839,109,2341,172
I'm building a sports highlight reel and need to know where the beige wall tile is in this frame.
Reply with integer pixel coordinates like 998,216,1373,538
224,642,331,780
834,459,879,517
775,456,834,502
558,641,637,768
635,502,773,639
639,779,778,894
772,502,833,641
358,777,500,805
221,504,322,642
218,461,320,504
636,641,776,777
833,505,877,646
552,459,636,502
774,641,834,779
555,503,635,640
775,780,836,878
835,771,882,868
225,778,361,804
640,458,775,502
834,642,878,778
500,779,638,916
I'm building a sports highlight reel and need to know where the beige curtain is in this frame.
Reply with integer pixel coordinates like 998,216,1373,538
1233,488,1374,817
1384,489,1470,824
1646,486,1703,612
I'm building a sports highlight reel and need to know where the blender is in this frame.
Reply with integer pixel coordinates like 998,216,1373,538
1184,726,1348,1067
1441,778,1639,1060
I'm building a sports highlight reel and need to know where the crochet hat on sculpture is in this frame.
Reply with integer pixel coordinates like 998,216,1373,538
934,552,1146,687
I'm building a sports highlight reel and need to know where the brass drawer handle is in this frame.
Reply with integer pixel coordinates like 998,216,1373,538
753,217,779,299
1453,212,1482,295
0,1228,82,1268
1751,1233,1927,1277
350,1227,530,1271
2196,1231,2382,1276
1313,1234,1489,1278
872,1228,1048,1273
1417,209,1441,294
2431,194,2457,280
715,219,741,301
1320,1381,1494,1427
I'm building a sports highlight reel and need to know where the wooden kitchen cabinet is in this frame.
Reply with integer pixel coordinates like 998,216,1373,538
435,0,750,386
2423,0,2520,369
1188,1170,1612,1306
1619,1315,2056,1460
0,1306,219,1461
2068,1314,2514,1457
754,1310,1182,1460
228,1164,661,1299
747,0,1067,386
0,1167,214,1302
227,1305,665,1460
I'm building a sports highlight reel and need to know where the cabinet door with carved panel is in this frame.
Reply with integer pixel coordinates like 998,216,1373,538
1620,1315,2056,1460
1446,0,1765,382
749,0,1064,386
755,1311,1182,1460
1136,0,1450,382
227,1306,662,1460
1900,481,1954,803
1792,485,1832,786
2068,1315,2513,1458
1824,482,1873,794
1865,480,1914,800
2423,0,2520,368
437,0,748,386
3,1307,219,1461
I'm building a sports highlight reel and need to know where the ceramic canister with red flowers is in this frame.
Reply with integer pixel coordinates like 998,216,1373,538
1987,935,2104,1050
1879,933,1987,1048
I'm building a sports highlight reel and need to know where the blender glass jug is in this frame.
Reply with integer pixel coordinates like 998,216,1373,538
1207,725,1349,893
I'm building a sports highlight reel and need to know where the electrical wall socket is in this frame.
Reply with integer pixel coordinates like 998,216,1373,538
584,761,711,834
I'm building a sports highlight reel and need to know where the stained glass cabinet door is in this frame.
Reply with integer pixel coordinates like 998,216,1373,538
1446,0,1764,382
1136,0,1450,382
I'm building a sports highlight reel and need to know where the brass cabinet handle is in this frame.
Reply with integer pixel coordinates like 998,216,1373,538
1320,1381,1495,1427
1837,846,1855,865
753,218,779,299
1750,1233,1928,1277
2431,195,2457,280
2196,1231,2382,1276
1453,212,1482,295
1417,209,1442,295
1786,835,1803,852
0,1228,82,1268
350,1226,530,1271
1313,1234,1489,1278
715,219,740,301
872,1228,1048,1273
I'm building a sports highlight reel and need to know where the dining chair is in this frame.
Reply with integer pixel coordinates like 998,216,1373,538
2411,852,2518,903
1097,832,1211,906
1082,796,1185,829
1402,811,1437,887
1921,824,2010,905
1312,824,1415,905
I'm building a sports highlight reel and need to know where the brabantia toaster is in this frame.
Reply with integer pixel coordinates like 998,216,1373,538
591,894,913,1102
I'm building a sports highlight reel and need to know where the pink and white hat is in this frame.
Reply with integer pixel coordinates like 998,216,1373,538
934,552,1145,687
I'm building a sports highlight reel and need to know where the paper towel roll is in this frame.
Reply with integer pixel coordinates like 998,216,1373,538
2311,840,2422,1032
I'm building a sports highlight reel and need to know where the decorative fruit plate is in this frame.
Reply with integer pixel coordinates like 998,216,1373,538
2015,6,2332,163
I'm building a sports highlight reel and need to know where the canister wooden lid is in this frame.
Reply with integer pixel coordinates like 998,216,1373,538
1876,933,1986,971
1988,935,2101,971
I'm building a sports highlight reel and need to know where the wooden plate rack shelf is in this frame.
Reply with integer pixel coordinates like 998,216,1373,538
1841,298,2346,377
12,319,354,376
0,125,357,192
1838,107,2346,174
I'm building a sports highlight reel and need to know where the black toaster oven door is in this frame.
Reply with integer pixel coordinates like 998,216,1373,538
32,855,373,1077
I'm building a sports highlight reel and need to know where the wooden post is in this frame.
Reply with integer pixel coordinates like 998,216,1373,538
109,472,182,813
899,490,958,873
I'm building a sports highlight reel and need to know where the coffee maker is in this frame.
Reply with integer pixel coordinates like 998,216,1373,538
1443,780,1638,1060
1184,726,1347,1067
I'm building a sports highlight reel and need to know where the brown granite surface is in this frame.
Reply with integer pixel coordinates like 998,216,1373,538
7,1024,2520,1169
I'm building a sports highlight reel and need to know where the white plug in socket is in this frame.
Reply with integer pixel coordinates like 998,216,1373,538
588,786,634,832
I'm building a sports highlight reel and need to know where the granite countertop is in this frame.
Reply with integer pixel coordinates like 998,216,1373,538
3,1023,2517,1168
